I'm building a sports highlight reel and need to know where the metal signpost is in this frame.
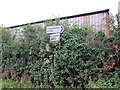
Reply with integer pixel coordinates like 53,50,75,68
46,25,64,85
46,25,64,34
49,33,60,41
46,25,64,41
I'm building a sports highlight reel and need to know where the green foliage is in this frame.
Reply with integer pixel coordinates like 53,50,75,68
1,25,120,88
18,25,48,84
1,25,48,85
95,30,106,42
0,27,13,74
87,68,120,88
50,28,104,88
1,80,35,88
112,28,120,45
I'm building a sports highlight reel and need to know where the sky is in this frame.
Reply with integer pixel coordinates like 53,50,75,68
0,0,120,27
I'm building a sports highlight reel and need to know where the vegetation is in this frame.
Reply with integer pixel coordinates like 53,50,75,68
1,80,34,88
0,18,120,89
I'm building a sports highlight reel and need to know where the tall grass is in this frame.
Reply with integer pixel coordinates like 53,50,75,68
1,80,35,88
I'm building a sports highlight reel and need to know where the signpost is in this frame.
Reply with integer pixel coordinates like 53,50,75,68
45,25,64,85
46,25,64,34
49,33,60,41
46,25,64,42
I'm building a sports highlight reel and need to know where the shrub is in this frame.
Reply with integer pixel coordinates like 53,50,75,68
1,25,120,88
49,27,104,88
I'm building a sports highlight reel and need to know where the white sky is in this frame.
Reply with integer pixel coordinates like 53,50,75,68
0,0,119,27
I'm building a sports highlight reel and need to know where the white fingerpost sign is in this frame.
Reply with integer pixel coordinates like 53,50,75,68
46,25,64,42
46,25,64,41
49,33,60,41
46,25,64,34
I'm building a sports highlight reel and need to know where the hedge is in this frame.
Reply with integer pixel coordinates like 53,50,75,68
0,26,120,88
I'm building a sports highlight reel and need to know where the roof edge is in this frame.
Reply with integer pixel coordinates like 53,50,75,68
7,9,109,29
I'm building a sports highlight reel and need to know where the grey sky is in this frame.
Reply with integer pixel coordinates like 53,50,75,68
0,0,119,27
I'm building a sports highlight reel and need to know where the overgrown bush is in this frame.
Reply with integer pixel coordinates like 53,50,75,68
1,25,120,88
1,25,48,86
50,28,104,88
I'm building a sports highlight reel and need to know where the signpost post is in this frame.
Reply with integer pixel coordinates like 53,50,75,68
46,25,64,86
